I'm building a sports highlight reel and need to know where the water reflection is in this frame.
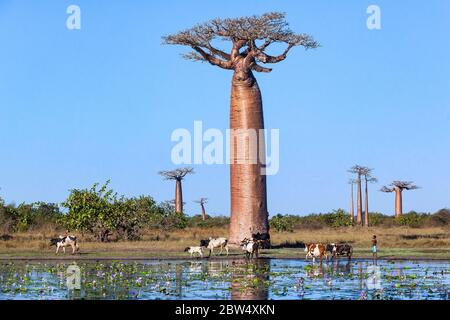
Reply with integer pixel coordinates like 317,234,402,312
0,259,448,300
231,259,270,300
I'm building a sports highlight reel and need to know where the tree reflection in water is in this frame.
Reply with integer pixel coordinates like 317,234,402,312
231,259,270,300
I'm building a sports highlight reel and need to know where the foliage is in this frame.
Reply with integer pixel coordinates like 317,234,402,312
270,214,295,232
426,208,450,226
367,212,389,226
395,211,427,228
62,181,161,242
1,187,449,238
149,201,188,232
187,215,230,228
0,200,62,233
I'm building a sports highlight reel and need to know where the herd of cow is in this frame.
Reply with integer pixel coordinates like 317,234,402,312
305,243,353,263
184,234,353,263
50,233,353,263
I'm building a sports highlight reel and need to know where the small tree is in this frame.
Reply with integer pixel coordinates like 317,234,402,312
194,198,208,221
62,181,158,241
348,165,367,226
362,168,377,227
158,167,194,213
381,181,419,218
62,181,118,242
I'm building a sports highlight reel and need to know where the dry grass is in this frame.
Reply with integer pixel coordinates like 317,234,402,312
0,226,449,258
270,226,450,248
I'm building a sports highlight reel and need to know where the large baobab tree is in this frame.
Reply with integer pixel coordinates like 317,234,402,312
362,168,377,227
158,167,194,213
381,181,419,218
163,12,319,244
194,198,208,221
348,165,368,226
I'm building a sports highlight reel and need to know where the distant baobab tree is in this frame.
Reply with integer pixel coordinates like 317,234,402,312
348,165,368,226
158,167,194,213
362,168,377,227
348,179,357,222
194,198,208,221
163,12,318,244
381,181,419,218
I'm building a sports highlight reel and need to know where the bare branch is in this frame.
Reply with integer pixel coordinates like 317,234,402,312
192,46,233,70
158,167,194,181
348,165,369,176
162,12,319,70
391,181,420,191
251,63,272,73
207,45,231,60
380,181,420,192
194,198,208,205
380,186,394,193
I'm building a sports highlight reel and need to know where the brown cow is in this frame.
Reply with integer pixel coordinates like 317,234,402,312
304,243,328,263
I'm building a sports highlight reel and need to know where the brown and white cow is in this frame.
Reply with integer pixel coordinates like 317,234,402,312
241,238,259,259
304,243,328,263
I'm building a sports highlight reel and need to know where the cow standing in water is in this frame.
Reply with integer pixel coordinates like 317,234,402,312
327,243,353,260
304,243,328,263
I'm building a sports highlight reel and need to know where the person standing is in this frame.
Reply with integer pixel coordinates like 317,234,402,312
372,235,378,261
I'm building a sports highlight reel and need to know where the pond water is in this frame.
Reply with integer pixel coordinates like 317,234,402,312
0,259,448,300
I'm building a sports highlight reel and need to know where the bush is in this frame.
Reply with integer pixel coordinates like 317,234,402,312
326,209,354,228
187,215,230,228
270,214,294,232
62,181,163,241
0,200,63,233
395,211,426,228
368,212,392,226
427,209,450,226
148,201,188,232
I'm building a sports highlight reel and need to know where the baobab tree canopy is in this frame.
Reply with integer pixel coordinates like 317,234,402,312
381,181,420,192
381,181,419,218
348,165,369,176
159,167,194,214
162,12,319,74
158,167,194,181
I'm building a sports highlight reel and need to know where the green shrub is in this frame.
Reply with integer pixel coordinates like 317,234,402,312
187,215,230,228
396,211,426,228
270,214,294,232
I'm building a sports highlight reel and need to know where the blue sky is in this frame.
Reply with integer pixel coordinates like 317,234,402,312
0,0,449,216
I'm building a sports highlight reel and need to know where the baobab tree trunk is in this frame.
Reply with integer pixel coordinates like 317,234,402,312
356,175,362,225
350,183,355,222
364,179,369,227
231,259,269,300
200,203,206,221
229,73,269,245
395,187,403,218
175,179,183,213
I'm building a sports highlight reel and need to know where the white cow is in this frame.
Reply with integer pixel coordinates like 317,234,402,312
184,246,204,258
241,238,259,259
201,237,229,257
50,236,79,254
